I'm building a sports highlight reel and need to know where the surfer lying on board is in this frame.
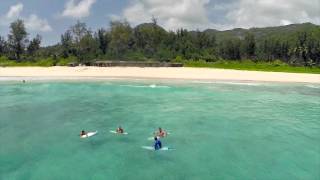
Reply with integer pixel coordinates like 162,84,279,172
155,127,167,137
116,126,124,134
80,130,87,136
154,137,162,150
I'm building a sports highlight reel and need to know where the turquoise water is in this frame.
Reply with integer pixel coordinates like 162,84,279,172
0,80,319,180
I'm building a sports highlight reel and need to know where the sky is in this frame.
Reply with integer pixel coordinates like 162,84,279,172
0,0,319,46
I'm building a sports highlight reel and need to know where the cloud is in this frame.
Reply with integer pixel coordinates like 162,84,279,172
25,14,52,32
6,3,23,19
109,14,122,21
0,3,52,32
117,0,216,30
114,0,320,31
226,0,320,28
62,0,96,18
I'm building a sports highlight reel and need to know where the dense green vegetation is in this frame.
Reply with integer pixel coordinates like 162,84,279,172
0,56,75,67
0,18,319,73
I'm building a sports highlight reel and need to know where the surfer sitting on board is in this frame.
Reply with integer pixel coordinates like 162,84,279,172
155,127,167,137
154,137,162,150
116,126,124,134
80,130,87,136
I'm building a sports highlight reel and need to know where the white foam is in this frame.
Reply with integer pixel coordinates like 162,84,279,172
119,84,170,88
191,81,215,84
305,85,320,89
191,80,262,86
220,82,262,86
149,84,156,88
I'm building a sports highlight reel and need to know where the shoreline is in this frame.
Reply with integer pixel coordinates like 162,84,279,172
0,67,319,84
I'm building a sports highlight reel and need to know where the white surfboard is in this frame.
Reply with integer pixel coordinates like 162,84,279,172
141,146,172,151
110,130,128,135
80,131,98,138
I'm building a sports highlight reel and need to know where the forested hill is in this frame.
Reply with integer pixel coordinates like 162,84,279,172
203,23,319,43
0,19,319,68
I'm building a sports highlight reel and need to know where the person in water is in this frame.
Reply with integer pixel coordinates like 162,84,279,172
116,126,124,134
156,127,167,137
80,130,86,136
154,137,162,150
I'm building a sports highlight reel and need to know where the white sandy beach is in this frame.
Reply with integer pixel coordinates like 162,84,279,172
0,67,319,83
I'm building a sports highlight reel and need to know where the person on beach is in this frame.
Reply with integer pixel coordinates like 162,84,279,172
155,127,167,137
116,126,124,134
80,130,87,136
154,137,162,150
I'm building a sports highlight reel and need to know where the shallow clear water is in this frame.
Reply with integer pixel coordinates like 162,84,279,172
0,80,319,180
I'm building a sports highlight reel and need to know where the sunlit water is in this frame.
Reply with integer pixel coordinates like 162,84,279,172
0,80,319,180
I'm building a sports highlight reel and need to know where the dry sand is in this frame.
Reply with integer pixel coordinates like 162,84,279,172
0,66,319,83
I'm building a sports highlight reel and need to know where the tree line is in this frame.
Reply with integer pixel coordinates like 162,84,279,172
0,20,41,61
0,19,319,67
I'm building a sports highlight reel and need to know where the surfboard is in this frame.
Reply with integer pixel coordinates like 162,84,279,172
141,146,172,151
80,131,98,138
110,130,128,135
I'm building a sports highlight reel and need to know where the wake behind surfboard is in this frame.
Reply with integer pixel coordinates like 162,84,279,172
147,132,171,140
141,146,173,151
110,130,128,135
147,136,160,140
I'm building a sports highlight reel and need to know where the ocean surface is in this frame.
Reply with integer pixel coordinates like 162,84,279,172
0,79,319,180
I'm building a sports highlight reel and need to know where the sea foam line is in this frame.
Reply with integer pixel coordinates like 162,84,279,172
119,84,170,88
305,85,320,89
191,80,262,86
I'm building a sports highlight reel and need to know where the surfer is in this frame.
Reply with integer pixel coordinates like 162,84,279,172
80,130,87,137
154,137,162,150
116,126,124,134
155,127,167,137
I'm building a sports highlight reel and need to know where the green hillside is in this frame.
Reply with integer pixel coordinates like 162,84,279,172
205,23,320,43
